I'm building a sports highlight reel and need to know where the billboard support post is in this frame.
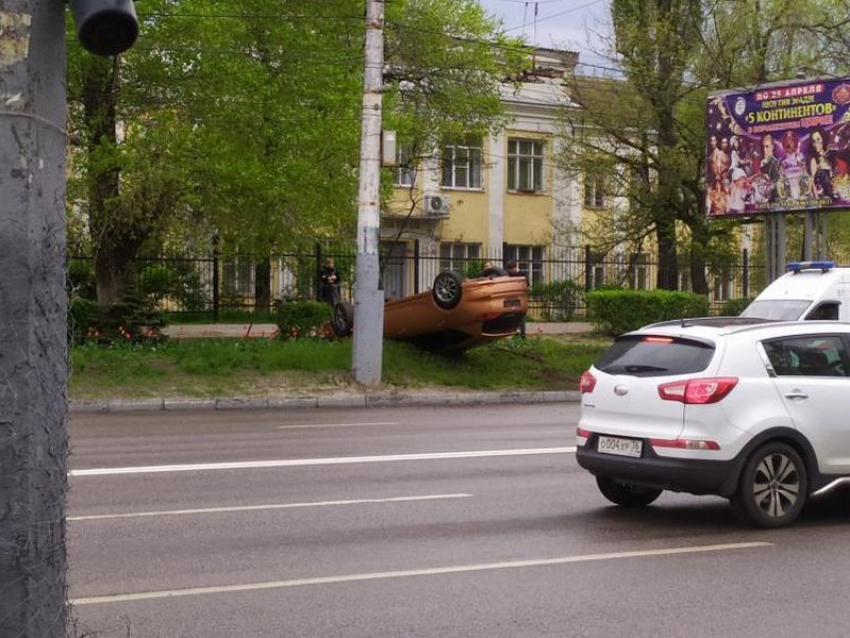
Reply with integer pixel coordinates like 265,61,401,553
766,214,787,282
804,212,814,261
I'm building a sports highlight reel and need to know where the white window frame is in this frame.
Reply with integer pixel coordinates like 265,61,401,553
439,242,481,271
441,139,483,189
507,139,546,193
629,253,649,290
584,173,607,208
714,268,733,302
222,256,254,297
395,144,417,187
504,244,544,284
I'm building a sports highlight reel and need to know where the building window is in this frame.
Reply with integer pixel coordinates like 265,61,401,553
395,145,416,187
629,253,649,290
439,243,481,272
713,268,733,301
584,173,607,208
507,139,545,192
593,261,605,289
441,138,483,189
504,244,544,284
222,256,254,298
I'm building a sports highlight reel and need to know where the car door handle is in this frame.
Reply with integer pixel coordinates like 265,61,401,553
784,391,809,400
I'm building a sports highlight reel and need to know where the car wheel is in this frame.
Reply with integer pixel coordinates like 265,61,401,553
432,271,463,309
330,301,354,338
596,477,662,507
730,442,807,528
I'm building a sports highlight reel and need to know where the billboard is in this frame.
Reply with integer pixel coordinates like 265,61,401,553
706,78,850,217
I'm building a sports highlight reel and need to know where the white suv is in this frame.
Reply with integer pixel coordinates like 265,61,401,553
576,318,850,528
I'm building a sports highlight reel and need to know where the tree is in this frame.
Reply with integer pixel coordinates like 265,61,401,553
558,0,702,290
67,1,199,305
558,0,842,294
67,0,522,307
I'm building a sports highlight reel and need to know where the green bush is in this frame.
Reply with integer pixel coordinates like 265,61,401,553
68,259,96,300
530,280,584,321
587,289,710,335
720,297,754,316
69,294,167,345
69,298,100,344
275,300,331,339
462,260,485,278
138,261,208,312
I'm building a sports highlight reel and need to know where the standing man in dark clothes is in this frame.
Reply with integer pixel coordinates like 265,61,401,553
320,257,341,306
506,259,528,338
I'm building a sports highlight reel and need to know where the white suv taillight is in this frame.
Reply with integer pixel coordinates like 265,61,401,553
657,377,738,404
579,370,596,394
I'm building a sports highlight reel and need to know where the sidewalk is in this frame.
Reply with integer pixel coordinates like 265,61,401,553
163,321,595,339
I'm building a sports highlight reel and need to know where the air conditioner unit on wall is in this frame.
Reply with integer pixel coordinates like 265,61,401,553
424,194,450,217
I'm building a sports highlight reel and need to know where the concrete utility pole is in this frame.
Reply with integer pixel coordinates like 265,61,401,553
0,1,69,636
352,0,385,385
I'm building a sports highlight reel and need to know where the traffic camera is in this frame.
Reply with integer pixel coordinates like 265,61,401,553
69,0,138,56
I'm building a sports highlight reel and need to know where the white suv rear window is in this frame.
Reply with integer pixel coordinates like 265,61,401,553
594,335,715,377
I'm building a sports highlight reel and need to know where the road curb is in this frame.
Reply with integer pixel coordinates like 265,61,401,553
69,390,581,414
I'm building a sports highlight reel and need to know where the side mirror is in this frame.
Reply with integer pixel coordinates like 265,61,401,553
69,0,139,56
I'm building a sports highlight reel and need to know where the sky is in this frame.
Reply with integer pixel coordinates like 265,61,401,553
478,0,611,64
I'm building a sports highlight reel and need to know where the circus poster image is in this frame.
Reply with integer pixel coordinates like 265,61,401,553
706,78,850,218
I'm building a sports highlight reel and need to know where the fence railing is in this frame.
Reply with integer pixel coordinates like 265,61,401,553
68,245,768,320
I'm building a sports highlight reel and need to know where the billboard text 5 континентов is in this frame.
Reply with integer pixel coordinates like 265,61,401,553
706,78,850,217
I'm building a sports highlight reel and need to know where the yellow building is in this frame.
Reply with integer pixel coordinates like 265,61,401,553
381,48,585,298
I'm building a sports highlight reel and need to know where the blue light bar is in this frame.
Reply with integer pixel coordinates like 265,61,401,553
786,261,834,273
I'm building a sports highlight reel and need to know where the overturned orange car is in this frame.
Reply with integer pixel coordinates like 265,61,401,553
331,269,528,353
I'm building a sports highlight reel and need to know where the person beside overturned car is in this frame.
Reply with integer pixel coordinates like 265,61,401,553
320,257,341,306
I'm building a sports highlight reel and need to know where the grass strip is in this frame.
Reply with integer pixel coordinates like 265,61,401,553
69,335,610,400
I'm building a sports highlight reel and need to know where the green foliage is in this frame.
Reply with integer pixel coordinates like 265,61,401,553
138,261,208,312
66,0,521,304
529,280,585,321
462,260,485,278
69,298,100,344
587,289,710,335
720,297,755,316
69,295,168,345
275,301,331,339
68,259,96,300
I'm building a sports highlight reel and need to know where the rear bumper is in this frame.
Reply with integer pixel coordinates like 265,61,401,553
576,435,741,496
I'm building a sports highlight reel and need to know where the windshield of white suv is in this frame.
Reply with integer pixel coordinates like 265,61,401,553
740,299,811,320
594,335,715,377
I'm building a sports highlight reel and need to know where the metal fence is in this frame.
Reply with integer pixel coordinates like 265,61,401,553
69,245,767,320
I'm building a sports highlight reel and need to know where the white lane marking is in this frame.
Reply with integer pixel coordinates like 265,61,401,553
277,421,398,430
71,541,773,606
68,493,473,522
70,447,577,477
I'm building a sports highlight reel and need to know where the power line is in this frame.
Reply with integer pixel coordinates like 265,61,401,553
503,0,605,33
137,11,364,20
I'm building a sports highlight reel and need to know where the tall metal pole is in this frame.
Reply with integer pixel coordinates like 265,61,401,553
804,211,814,261
0,1,69,636
352,0,385,385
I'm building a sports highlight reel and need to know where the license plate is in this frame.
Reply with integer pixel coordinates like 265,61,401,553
598,435,643,458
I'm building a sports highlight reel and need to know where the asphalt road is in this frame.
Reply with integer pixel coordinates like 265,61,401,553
68,405,850,638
